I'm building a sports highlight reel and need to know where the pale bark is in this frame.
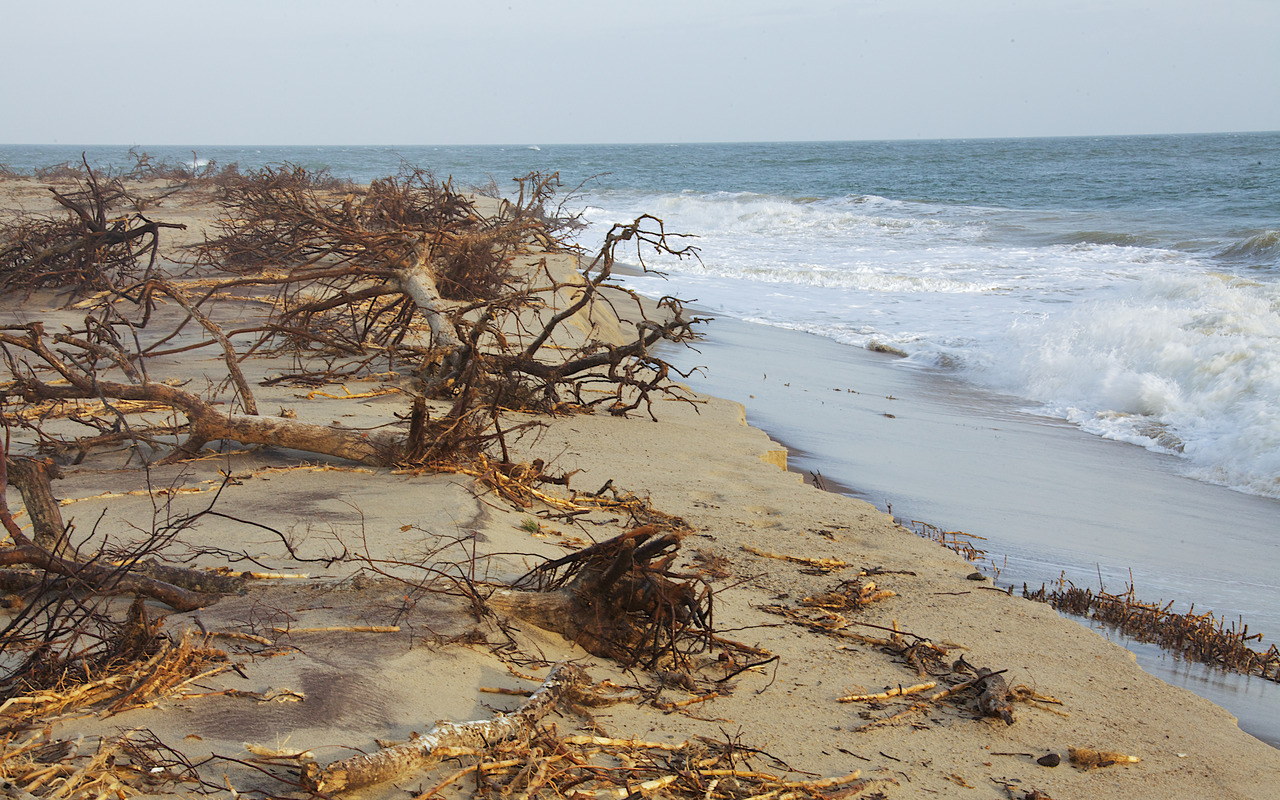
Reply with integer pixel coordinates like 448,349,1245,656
392,239,462,352
18,378,405,467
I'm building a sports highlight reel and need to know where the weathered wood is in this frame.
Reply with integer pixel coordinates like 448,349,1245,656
132,559,248,595
394,238,463,352
976,667,1015,725
0,455,218,611
5,456,68,555
838,681,938,703
8,372,406,467
0,541,220,611
301,662,587,794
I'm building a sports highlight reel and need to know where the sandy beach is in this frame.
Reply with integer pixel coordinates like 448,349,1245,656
3,174,1279,799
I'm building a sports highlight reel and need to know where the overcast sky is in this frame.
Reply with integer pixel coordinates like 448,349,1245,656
3,0,1276,145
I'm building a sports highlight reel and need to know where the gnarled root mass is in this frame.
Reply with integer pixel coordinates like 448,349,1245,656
488,526,716,669
0,158,186,295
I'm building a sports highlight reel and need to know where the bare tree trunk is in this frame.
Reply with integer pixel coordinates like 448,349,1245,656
5,456,69,556
17,378,406,467
393,238,462,352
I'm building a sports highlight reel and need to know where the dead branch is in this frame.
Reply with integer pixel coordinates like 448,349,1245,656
852,667,1013,731
838,681,938,702
0,453,217,613
0,526,219,613
138,281,258,414
4,455,68,556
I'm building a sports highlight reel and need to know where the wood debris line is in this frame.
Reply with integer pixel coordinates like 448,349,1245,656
306,705,870,799
1024,579,1280,681
761,604,950,676
905,520,988,564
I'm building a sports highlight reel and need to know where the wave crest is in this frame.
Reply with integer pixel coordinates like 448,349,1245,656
1218,229,1280,266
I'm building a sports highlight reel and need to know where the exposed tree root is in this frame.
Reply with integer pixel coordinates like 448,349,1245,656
487,526,719,669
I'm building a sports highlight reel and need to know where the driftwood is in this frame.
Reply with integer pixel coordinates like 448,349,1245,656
0,518,219,613
4,456,68,555
305,724,868,800
975,666,1015,725
301,662,587,794
0,448,229,611
1068,746,1141,769
0,331,407,466
851,666,1016,732
838,681,937,703
763,605,952,677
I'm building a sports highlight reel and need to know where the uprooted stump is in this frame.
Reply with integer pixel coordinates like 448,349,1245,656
487,526,714,669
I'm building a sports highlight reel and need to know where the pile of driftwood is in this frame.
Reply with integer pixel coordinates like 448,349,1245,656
1024,579,1280,681
0,161,719,784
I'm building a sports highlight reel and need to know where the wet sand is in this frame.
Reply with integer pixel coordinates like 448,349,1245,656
658,312,1280,747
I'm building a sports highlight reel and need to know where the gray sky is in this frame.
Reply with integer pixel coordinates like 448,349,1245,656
3,0,1276,145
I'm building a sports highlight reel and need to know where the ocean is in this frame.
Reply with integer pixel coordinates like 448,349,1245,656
4,136,1278,742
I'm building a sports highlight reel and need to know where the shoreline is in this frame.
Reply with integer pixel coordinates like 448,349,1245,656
4,177,1279,798
654,308,1280,749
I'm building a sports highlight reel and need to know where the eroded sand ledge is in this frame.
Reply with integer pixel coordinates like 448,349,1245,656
2,178,1278,799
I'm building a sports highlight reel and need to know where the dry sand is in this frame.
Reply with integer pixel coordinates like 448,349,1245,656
3,179,1279,799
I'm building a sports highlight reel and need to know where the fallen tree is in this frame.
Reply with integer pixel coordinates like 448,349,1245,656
0,157,187,295
0,164,707,642
2,165,704,465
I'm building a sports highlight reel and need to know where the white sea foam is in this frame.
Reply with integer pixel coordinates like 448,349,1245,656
593,187,1280,499
995,271,1280,497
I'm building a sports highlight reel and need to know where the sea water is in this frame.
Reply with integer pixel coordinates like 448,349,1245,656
4,136,1278,742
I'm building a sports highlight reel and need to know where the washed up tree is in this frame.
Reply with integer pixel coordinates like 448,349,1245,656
0,155,187,295
0,164,706,609
2,165,704,466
